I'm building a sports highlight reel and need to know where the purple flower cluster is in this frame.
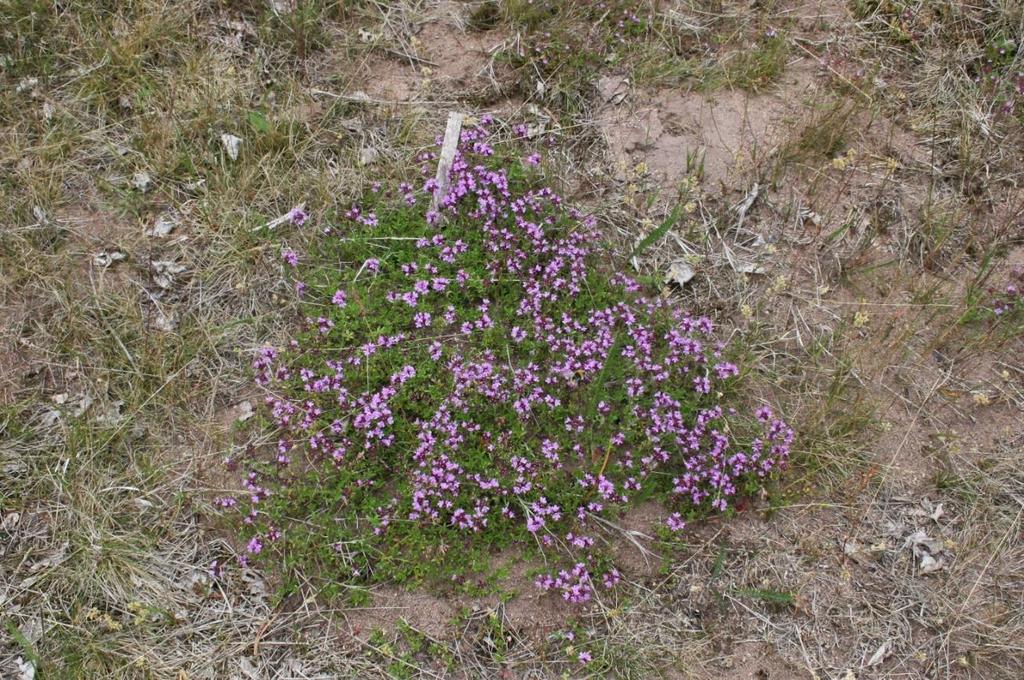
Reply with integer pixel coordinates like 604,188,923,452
536,562,594,603
234,118,792,598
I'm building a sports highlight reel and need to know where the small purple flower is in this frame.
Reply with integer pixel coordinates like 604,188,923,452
288,207,308,226
332,289,347,307
578,651,592,664
666,513,686,532
281,248,298,267
316,317,334,334
714,362,739,379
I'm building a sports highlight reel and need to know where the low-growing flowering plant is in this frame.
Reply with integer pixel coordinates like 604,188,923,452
973,36,1023,120
990,266,1024,321
225,118,792,600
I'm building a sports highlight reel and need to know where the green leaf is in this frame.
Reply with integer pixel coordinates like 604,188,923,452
630,204,682,258
4,620,39,665
247,110,271,135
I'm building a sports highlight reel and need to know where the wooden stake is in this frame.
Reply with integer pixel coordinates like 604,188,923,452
430,112,464,214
